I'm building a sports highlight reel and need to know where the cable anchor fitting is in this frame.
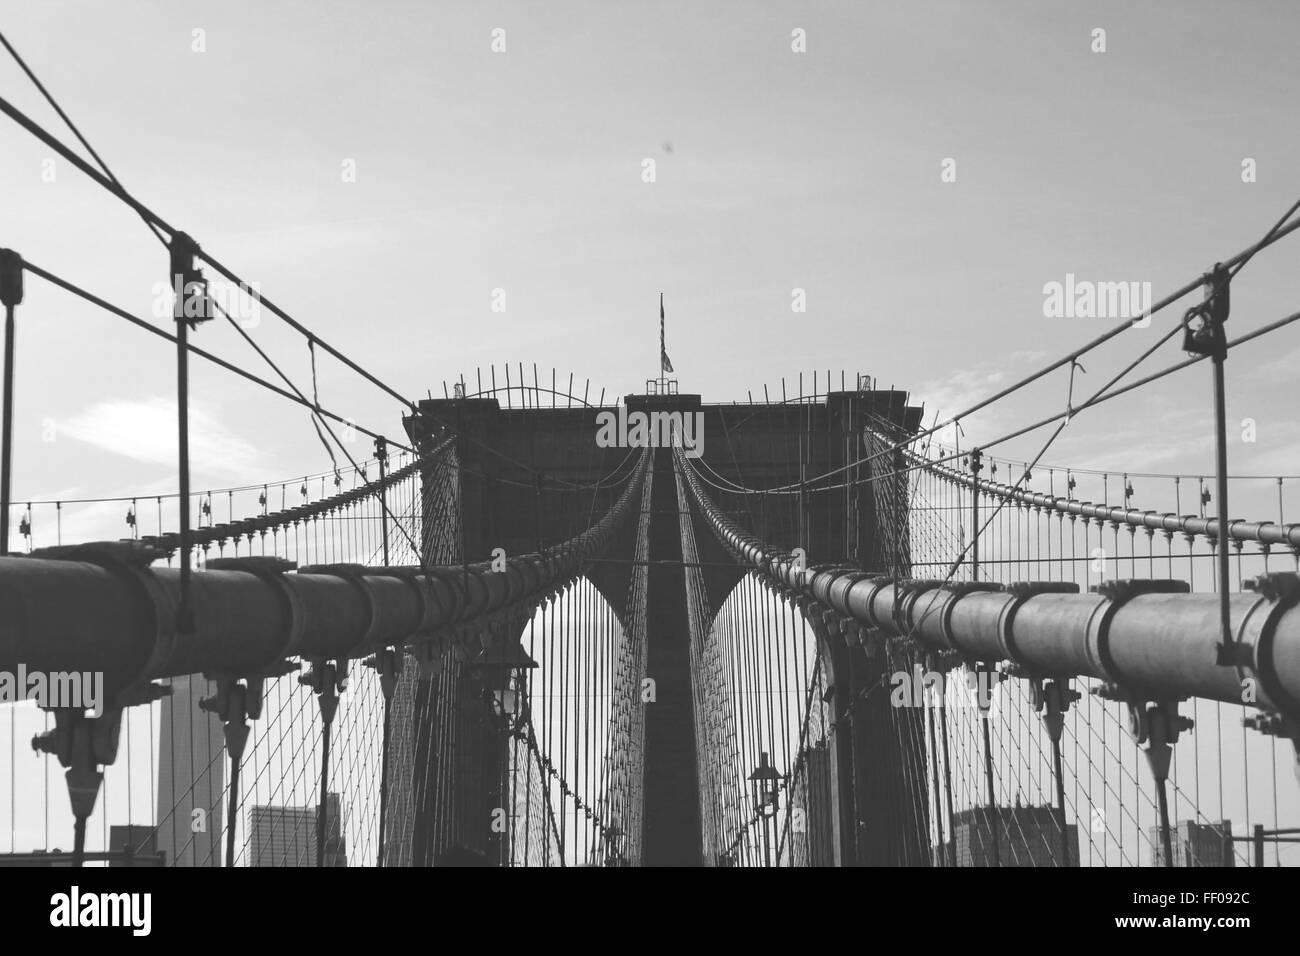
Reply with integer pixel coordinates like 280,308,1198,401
1181,262,1230,357
364,647,404,701
300,659,348,726
168,231,211,330
0,249,24,307
1030,676,1081,743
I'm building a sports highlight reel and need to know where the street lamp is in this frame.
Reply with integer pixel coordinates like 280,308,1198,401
469,635,537,727
469,635,537,868
748,752,782,867
749,751,781,816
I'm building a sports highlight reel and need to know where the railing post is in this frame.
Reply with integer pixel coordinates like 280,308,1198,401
969,449,982,582
170,232,210,632
0,249,23,556
199,667,297,867
301,659,346,866
975,662,1001,866
1182,264,1245,666
375,436,390,566
924,653,945,865
1037,677,1080,866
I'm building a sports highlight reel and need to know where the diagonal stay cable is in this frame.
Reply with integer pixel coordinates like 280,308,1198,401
0,88,413,409
886,197,1300,463
923,307,1300,470
711,304,1300,500
0,43,395,465
22,261,410,451
202,293,429,566
4,35,1296,465
875,302,1300,647
0,27,169,249
0,92,594,488
673,297,1300,713
885,313,1191,583
1228,196,1300,280
723,209,1300,496
0,38,433,566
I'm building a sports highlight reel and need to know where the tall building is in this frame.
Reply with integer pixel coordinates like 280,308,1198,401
250,793,347,867
108,825,164,866
947,805,1079,867
155,674,226,867
1149,820,1234,867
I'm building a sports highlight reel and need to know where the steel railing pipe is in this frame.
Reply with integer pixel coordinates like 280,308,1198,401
0,450,649,704
674,449,1300,718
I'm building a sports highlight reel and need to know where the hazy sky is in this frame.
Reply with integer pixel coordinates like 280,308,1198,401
3,0,1300,536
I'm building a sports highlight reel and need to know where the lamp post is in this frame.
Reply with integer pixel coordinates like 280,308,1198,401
469,635,538,729
748,752,781,867
469,635,536,866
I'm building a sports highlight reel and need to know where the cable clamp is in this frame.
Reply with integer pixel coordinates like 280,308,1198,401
168,231,212,329
0,248,23,307
1181,262,1230,357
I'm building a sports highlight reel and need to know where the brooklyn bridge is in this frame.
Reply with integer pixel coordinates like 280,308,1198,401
2,12,1300,873
4,330,1300,867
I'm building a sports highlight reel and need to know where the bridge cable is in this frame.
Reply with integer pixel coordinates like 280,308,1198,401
10,59,1296,485
0,29,170,250
904,305,1300,481
20,261,429,563
0,44,435,562
0,90,415,409
743,203,1300,494
697,303,1300,502
0,89,576,489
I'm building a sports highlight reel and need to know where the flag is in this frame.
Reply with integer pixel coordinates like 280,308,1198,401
660,293,674,374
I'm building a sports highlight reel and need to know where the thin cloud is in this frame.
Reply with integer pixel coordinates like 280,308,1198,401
912,366,1011,450
1255,344,1300,382
59,397,265,480
1007,349,1049,364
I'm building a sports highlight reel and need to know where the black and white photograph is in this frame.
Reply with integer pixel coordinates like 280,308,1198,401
0,0,1295,935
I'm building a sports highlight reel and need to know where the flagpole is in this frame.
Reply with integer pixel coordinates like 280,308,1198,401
659,292,665,385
